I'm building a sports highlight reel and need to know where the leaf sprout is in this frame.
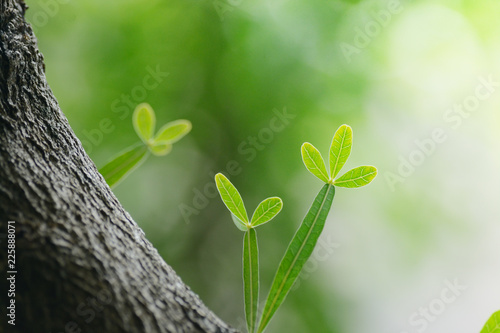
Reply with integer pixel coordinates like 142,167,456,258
215,124,377,333
99,103,191,188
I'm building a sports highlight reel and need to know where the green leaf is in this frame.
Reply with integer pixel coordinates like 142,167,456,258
99,144,149,188
301,142,329,183
481,311,500,333
329,124,353,180
257,184,335,333
250,197,283,227
154,119,192,144
133,103,156,143
232,214,248,232
149,142,172,156
243,228,259,333
215,173,249,224
333,166,377,188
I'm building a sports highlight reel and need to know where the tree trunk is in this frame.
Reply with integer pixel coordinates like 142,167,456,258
0,1,238,332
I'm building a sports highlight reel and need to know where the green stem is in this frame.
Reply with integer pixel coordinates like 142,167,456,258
244,228,259,333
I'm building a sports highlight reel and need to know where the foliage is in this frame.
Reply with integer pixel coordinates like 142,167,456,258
216,125,377,332
481,311,500,333
215,173,283,333
99,103,191,188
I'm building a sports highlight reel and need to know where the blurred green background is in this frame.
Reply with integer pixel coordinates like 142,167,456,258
26,0,500,331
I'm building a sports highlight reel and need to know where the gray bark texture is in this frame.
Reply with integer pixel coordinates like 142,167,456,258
0,1,238,332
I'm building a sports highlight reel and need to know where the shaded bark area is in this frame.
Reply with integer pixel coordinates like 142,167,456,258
0,1,237,332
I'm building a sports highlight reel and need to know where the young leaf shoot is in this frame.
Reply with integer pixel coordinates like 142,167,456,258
99,103,191,188
215,173,283,333
257,124,377,333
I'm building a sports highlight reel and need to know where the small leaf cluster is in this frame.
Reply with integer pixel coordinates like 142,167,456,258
99,103,191,188
215,124,377,333
133,103,191,156
215,173,283,333
215,173,283,231
301,124,377,187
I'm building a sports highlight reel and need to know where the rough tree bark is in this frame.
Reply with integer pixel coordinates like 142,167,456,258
0,1,238,332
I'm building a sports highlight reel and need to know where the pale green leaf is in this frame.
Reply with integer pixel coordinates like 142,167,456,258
215,173,249,224
99,144,149,188
333,166,377,188
133,103,156,143
149,142,172,156
301,142,329,183
243,228,259,333
250,197,283,227
257,184,335,333
154,120,192,144
481,311,500,333
232,214,248,232
329,124,352,179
